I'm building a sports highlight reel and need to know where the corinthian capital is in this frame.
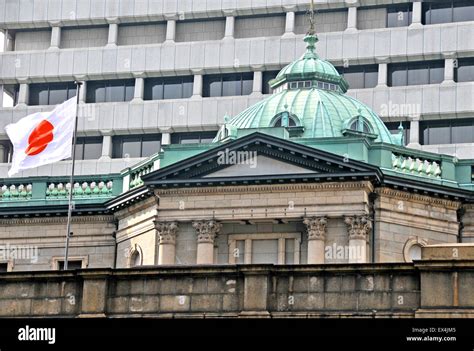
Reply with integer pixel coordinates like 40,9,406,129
344,215,372,241
155,221,179,244
192,220,222,243
303,216,327,241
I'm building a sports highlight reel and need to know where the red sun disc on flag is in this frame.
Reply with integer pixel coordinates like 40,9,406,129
25,120,54,156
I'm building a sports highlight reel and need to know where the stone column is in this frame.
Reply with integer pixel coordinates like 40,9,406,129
100,134,113,160
411,1,423,27
282,11,295,37
304,217,327,264
344,215,371,263
346,6,358,32
192,73,203,98
50,24,62,49
443,57,456,84
17,82,29,107
161,133,171,146
251,71,263,95
407,118,421,147
155,221,179,265
107,22,119,47
193,220,222,265
4,30,14,51
165,19,176,42
377,63,388,87
132,76,144,103
0,84,4,108
224,16,235,39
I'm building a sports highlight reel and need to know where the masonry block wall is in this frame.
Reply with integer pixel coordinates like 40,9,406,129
0,261,472,318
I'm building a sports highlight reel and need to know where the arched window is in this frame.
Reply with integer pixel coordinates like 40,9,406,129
408,244,422,261
349,117,372,134
270,112,299,128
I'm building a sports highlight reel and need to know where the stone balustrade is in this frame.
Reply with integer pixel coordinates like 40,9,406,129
46,180,114,199
391,153,442,178
0,183,32,201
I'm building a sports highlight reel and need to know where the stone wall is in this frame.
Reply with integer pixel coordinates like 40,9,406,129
0,260,472,318
374,188,461,263
0,216,116,271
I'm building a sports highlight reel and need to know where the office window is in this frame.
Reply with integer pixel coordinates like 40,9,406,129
29,82,77,106
144,77,193,100
175,18,226,42
234,15,285,38
454,58,474,82
86,79,135,103
170,131,217,144
423,1,474,25
384,121,410,145
262,71,279,94
336,65,378,89
387,3,413,27
388,61,444,87
3,84,19,107
0,141,13,163
295,9,348,34
74,137,102,160
203,73,253,97
112,134,161,158
420,119,474,145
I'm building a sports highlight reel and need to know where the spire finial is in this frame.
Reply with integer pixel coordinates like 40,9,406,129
308,0,316,35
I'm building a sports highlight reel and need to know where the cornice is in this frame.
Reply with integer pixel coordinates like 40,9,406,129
376,187,461,210
155,181,374,196
0,215,114,226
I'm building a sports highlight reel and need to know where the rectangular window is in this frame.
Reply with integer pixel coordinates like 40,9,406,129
388,61,444,87
74,137,102,160
0,263,8,272
454,58,474,82
387,3,413,27
228,233,300,264
175,18,226,42
0,141,13,163
295,9,348,34
203,73,253,97
170,131,217,144
234,14,286,39
144,76,193,100
420,119,474,145
423,1,474,25
86,79,135,103
29,82,77,106
112,134,161,158
384,121,410,145
262,71,280,94
337,65,378,89
57,260,83,270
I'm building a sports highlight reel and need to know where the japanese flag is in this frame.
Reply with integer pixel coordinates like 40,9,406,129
5,97,77,177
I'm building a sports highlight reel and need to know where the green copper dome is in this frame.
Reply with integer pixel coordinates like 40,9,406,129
218,33,398,145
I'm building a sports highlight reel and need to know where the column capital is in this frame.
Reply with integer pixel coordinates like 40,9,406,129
155,221,179,244
193,220,222,243
344,215,371,241
303,216,327,241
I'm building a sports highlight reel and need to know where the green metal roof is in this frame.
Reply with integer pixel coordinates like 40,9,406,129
228,88,396,144
270,34,349,92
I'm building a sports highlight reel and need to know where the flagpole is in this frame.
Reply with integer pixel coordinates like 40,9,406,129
64,81,82,270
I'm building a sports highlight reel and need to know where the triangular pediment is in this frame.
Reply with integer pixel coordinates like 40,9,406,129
203,155,315,178
142,132,382,188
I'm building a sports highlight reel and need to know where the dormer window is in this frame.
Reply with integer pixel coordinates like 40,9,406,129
349,118,372,134
271,112,300,128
